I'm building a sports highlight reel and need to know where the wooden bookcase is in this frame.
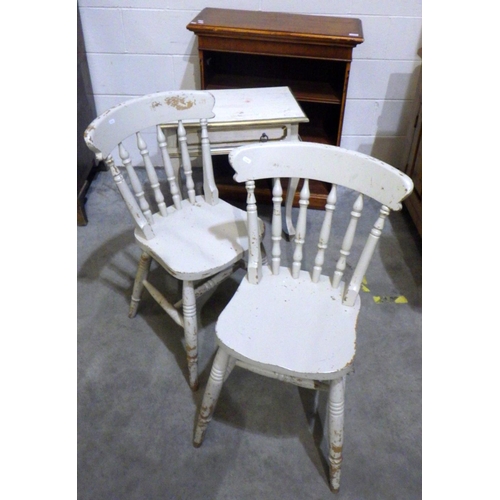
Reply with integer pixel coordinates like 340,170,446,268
187,8,364,207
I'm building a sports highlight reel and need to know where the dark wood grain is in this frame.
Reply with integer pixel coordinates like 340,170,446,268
187,8,363,208
187,8,363,46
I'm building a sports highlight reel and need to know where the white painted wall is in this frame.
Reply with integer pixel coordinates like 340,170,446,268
79,0,422,168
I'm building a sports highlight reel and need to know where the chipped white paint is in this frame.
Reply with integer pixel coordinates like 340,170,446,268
245,180,262,285
105,156,155,240
129,251,152,318
193,141,414,493
333,194,363,289
271,178,283,275
230,141,413,210
157,125,182,210
84,90,216,160
329,377,346,492
84,90,258,391
136,131,167,217
119,142,153,224
177,119,196,204
343,205,390,307
292,179,310,279
200,118,218,205
206,87,307,125
312,184,336,283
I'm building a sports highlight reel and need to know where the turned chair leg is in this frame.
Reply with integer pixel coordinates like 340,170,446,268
193,348,230,447
328,376,346,493
129,252,152,318
182,280,199,391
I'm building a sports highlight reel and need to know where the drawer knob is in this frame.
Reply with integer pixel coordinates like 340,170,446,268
260,133,269,143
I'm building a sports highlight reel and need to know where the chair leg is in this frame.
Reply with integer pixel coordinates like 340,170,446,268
182,280,199,391
129,252,152,318
193,348,230,447
328,376,346,493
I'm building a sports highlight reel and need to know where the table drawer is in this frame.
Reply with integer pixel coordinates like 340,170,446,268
162,123,290,156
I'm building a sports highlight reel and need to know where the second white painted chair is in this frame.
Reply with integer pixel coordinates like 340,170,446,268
84,90,257,391
193,141,413,492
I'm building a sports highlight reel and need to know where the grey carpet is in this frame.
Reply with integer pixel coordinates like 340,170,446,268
78,169,422,500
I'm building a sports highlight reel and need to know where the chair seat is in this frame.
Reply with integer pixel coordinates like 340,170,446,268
135,196,249,280
216,266,360,380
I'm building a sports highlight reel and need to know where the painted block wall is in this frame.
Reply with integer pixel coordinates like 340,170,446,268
79,0,422,169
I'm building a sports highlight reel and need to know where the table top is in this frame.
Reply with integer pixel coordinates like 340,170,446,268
208,87,308,127
187,8,363,46
161,87,309,128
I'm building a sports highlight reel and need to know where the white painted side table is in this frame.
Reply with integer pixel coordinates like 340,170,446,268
162,86,308,235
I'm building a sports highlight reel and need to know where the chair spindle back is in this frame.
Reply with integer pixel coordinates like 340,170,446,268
229,142,414,306
84,91,218,239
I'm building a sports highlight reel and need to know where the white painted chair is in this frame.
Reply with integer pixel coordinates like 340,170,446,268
84,90,256,391
193,141,414,493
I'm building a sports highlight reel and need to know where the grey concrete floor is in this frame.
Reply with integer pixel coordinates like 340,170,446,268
78,170,421,500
